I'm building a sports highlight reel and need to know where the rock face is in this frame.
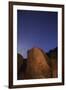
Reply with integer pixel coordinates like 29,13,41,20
17,53,27,79
17,47,58,80
47,47,58,78
51,59,57,77
25,48,51,79
17,53,23,79
17,54,23,72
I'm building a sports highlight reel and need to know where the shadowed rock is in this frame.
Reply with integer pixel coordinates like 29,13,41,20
17,53,23,71
17,53,27,79
47,47,58,78
51,59,58,77
25,48,51,79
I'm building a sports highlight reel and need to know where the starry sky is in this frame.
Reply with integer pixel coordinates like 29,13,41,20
17,10,58,58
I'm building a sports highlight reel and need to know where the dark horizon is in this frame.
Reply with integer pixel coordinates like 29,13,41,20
17,10,58,58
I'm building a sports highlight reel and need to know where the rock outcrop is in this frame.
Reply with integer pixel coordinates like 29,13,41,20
17,53,27,79
51,59,57,77
17,53,23,72
25,48,51,79
17,47,58,80
47,47,58,78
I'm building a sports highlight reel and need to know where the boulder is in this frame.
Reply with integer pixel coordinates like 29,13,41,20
47,47,58,78
17,53,27,79
25,48,51,79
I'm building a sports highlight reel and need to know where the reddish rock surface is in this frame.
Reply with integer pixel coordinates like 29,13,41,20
17,47,58,80
25,48,51,79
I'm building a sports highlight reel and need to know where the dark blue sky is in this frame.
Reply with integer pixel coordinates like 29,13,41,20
17,10,58,58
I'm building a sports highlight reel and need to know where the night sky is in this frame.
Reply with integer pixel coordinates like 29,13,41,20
17,10,58,58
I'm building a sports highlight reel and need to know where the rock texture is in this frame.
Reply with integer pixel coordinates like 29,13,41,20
25,48,51,79
17,47,58,80
17,53,23,72
51,59,57,77
47,47,58,78
17,54,27,79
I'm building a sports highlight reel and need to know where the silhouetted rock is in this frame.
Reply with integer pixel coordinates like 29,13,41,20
51,58,58,77
25,48,51,79
17,53,23,71
17,53,27,80
17,53,23,79
47,47,57,59
47,47,58,78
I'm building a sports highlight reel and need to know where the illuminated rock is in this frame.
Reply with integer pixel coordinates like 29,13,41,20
26,48,51,79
